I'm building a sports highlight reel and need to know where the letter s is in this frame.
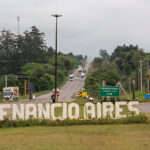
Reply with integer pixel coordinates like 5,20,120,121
128,101,139,115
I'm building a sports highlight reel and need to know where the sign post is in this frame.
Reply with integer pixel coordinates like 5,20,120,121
99,86,120,97
24,80,26,97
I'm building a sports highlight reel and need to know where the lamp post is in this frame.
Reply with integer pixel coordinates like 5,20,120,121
52,14,62,103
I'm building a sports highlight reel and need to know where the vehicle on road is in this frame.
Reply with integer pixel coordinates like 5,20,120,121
83,69,86,73
69,74,74,81
81,72,85,77
78,65,82,72
3,87,19,100
78,67,82,72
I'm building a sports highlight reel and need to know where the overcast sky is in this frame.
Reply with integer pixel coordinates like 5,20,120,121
0,0,150,59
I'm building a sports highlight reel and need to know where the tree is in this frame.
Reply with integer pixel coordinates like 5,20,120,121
92,57,103,69
20,26,47,62
85,55,87,60
47,47,54,58
57,55,74,70
99,49,110,61
111,45,145,76
110,44,141,61
0,30,18,74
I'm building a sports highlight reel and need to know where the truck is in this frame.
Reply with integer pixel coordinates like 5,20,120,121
69,74,74,81
3,87,19,100
78,65,82,72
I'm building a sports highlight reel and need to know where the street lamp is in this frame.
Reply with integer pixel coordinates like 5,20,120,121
52,14,62,103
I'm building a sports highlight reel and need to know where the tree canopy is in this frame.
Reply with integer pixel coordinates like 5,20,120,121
0,26,85,93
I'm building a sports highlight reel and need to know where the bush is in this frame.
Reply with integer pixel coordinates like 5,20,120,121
0,114,147,128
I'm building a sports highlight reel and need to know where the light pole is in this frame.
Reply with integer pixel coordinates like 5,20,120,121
17,16,20,35
52,14,62,103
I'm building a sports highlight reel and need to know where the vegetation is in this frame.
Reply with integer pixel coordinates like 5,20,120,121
85,45,150,100
0,26,85,95
1,124,150,150
0,114,147,128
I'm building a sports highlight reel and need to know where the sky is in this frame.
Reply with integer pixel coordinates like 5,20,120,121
0,0,150,59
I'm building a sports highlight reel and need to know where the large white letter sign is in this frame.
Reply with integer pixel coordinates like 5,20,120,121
62,103,67,120
128,101,139,115
38,103,50,119
51,103,62,120
68,103,79,119
12,104,24,120
25,104,37,120
0,104,11,120
0,101,142,121
84,102,95,119
97,102,102,119
115,101,127,119
102,102,114,119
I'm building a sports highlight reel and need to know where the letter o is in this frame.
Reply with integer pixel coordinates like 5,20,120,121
68,103,79,119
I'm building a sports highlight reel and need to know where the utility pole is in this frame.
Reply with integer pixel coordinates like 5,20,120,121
138,60,143,91
132,78,136,99
5,75,7,87
147,59,150,92
123,59,125,79
52,14,62,103
17,17,20,35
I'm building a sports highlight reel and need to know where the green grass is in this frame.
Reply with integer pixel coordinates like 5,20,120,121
0,124,150,150
120,90,149,102
34,90,50,97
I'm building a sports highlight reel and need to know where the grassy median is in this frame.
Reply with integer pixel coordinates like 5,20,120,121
0,124,150,150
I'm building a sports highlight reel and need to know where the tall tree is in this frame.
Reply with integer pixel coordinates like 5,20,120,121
21,26,47,62
99,49,110,61
0,30,17,74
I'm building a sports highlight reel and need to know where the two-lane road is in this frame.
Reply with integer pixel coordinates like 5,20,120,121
35,61,91,103
59,69,87,102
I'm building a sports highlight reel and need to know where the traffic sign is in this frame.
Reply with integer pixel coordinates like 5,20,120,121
99,86,120,97
82,92,87,98
52,88,60,97
17,74,28,79
56,91,60,97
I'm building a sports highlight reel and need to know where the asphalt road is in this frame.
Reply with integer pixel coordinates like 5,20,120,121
35,61,91,103
135,103,150,113
58,63,90,102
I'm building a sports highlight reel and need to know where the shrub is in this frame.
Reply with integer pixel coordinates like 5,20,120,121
0,114,147,128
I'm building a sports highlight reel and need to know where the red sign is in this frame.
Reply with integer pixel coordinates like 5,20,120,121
56,91,60,97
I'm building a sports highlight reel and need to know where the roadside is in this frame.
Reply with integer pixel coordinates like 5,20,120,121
0,75,69,104
135,102,150,114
